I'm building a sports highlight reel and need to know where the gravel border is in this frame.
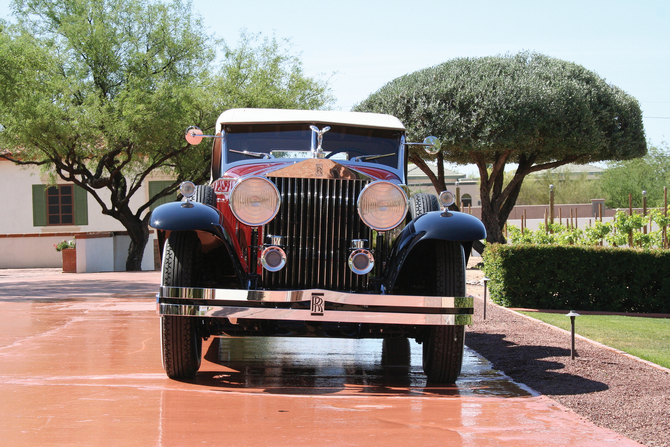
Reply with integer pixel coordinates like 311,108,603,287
465,264,670,447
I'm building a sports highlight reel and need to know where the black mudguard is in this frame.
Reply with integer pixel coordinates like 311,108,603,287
383,210,486,292
150,201,221,232
150,201,245,287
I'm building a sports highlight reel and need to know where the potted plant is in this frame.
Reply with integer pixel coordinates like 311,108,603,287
55,240,76,273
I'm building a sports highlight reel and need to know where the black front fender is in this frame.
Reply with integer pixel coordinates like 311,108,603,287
150,201,245,288
411,210,486,242
383,211,486,292
150,201,221,232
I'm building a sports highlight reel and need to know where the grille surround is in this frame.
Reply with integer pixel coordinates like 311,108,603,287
262,176,372,291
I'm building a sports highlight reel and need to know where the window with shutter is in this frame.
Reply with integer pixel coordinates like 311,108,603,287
32,185,48,227
149,181,178,210
32,184,88,227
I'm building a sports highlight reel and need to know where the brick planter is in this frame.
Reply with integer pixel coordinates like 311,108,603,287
61,248,76,273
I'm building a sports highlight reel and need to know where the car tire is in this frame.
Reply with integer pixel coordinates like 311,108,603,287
160,231,202,380
193,185,215,206
422,240,466,384
409,193,439,220
381,337,411,367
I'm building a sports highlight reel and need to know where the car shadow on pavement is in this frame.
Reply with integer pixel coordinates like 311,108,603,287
465,332,609,396
0,277,159,301
195,337,467,397
190,337,538,398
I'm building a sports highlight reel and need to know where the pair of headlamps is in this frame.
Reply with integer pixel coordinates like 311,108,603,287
227,177,408,231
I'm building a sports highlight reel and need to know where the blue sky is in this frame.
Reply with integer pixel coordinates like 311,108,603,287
2,0,668,173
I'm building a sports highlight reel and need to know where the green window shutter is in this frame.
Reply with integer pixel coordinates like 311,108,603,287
74,185,88,226
149,180,177,211
32,184,48,227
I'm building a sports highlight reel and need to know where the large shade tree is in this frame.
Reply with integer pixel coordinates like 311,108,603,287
354,52,646,247
0,0,332,270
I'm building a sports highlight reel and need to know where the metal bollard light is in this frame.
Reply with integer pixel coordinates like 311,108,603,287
566,310,580,359
483,277,490,320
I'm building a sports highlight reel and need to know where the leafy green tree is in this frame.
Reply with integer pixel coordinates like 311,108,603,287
0,0,332,270
354,52,646,247
600,143,670,208
216,31,332,111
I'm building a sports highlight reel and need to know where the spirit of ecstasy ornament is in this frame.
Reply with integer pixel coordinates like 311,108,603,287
310,125,330,158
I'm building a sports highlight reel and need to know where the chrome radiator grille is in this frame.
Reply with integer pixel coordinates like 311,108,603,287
262,177,371,291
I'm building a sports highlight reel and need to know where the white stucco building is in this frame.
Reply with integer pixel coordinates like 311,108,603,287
0,157,176,271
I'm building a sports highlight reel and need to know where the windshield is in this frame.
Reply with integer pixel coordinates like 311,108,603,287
223,123,403,168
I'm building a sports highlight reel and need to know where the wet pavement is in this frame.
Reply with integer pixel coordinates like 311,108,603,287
0,270,643,446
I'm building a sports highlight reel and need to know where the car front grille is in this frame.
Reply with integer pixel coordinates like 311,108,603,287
262,176,372,291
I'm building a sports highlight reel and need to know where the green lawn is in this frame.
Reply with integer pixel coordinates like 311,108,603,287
517,312,670,369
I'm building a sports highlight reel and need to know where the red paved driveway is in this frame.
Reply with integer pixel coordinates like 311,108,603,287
0,270,642,446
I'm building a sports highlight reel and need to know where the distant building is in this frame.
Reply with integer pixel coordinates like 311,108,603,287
406,162,605,209
526,163,605,180
407,163,481,207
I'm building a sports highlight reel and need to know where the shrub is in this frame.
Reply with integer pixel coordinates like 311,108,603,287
55,240,75,252
507,209,669,249
482,244,670,313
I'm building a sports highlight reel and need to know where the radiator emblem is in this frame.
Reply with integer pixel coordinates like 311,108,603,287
311,293,325,315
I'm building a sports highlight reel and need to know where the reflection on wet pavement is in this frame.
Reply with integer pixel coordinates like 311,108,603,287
197,337,533,398
0,296,643,447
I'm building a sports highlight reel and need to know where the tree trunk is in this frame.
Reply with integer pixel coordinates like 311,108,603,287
125,222,150,272
480,200,507,245
477,167,508,250
114,208,151,272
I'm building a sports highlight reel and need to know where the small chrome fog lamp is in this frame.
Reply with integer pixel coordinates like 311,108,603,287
261,235,286,272
348,239,374,275
261,246,286,272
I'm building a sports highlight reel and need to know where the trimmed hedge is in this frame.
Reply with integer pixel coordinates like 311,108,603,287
482,244,670,313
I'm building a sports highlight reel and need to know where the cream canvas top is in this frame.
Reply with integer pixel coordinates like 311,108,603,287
216,108,406,133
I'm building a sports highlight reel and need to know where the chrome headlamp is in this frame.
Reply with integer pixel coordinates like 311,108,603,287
229,176,280,226
439,190,455,208
357,181,408,231
179,181,196,199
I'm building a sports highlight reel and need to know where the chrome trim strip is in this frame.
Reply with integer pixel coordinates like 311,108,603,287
159,303,472,326
159,286,473,308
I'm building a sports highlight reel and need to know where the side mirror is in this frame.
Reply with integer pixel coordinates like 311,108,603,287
423,136,441,155
185,126,204,145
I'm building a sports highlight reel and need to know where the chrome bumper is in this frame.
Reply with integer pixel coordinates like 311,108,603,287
157,287,473,326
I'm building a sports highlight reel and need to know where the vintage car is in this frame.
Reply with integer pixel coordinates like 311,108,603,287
151,108,485,383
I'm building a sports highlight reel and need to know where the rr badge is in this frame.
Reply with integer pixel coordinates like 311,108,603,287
311,293,325,316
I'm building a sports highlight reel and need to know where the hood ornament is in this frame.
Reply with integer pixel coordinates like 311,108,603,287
310,125,330,159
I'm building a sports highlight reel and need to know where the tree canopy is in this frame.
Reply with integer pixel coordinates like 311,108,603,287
0,0,332,270
354,52,646,245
